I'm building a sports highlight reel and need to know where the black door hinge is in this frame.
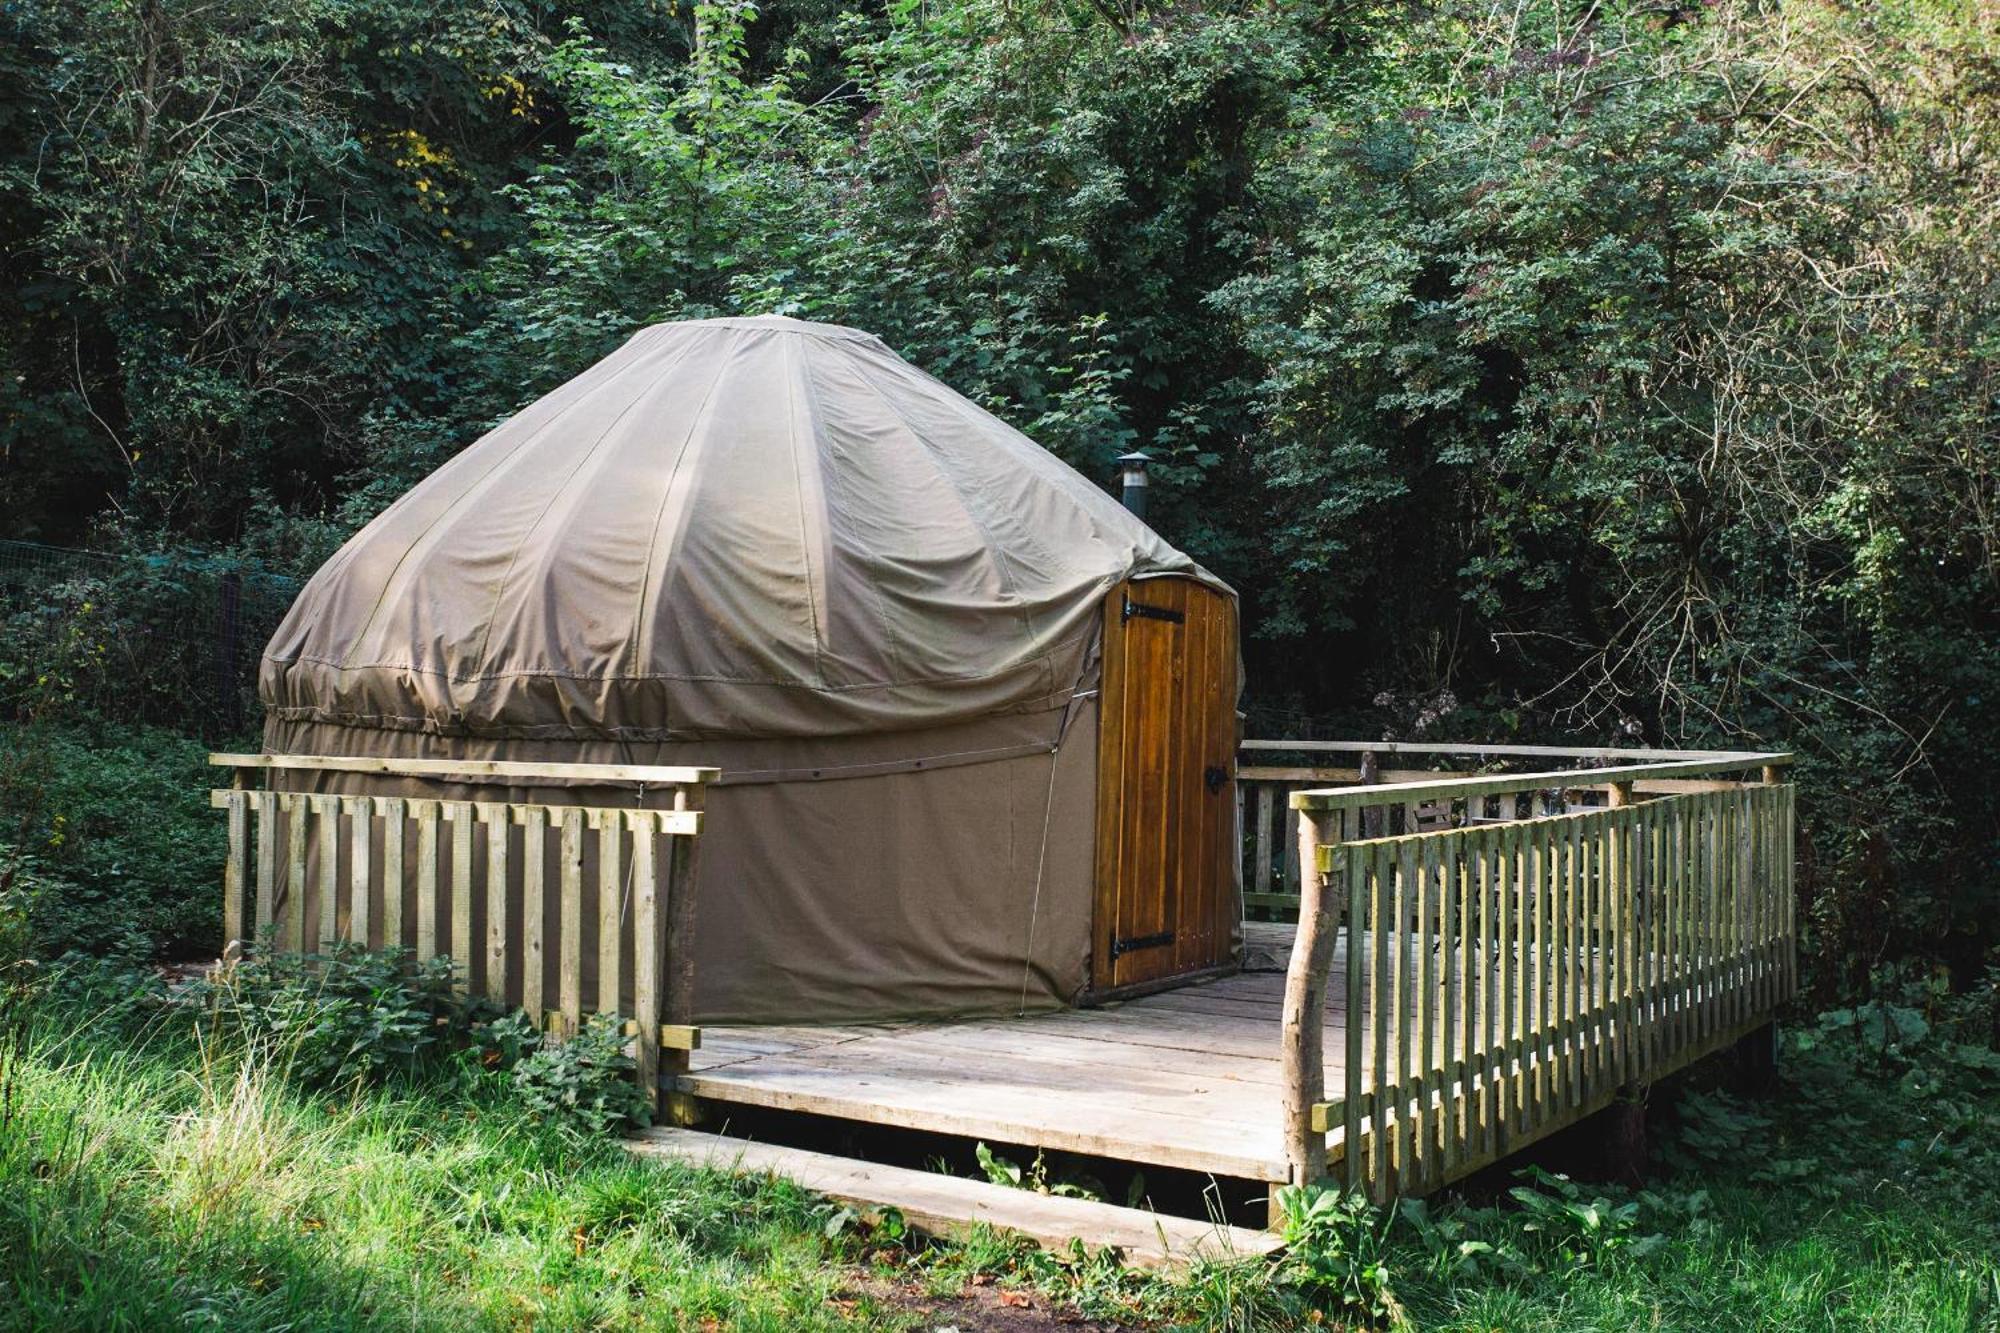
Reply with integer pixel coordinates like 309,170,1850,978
1110,930,1176,960
1121,594,1184,625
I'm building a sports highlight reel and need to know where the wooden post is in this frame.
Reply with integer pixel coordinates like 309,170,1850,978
661,783,706,1127
1359,749,1383,839
632,810,663,1115
221,788,251,960
1281,801,1339,1186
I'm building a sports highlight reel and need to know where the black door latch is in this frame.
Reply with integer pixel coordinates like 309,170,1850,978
1110,930,1176,960
1204,764,1228,794
1121,594,1185,625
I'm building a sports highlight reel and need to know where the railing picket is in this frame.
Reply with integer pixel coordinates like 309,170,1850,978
285,793,308,953
313,795,340,950
1415,835,1438,1186
1595,813,1613,1084
1706,793,1724,1045
486,807,510,1001
222,791,250,954
1646,805,1664,1072
414,800,440,963
1678,800,1694,1058
1530,819,1549,1124
1731,791,1747,1031
1476,828,1496,1161
254,790,278,936
1783,785,1798,1002
598,811,624,1017
1622,808,1641,1081
450,801,475,987
559,808,585,1038
1255,785,1275,901
1562,817,1579,1098
1393,836,1417,1194
1600,810,1617,1082
379,798,405,952
1283,801,1302,898
1500,819,1520,1133
1369,842,1392,1198
1561,817,1581,1106
348,796,373,948
520,806,547,1026
1456,832,1472,1176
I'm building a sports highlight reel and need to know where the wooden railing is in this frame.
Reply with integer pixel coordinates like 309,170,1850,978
209,753,717,1112
1239,740,1770,917
1277,750,1796,1199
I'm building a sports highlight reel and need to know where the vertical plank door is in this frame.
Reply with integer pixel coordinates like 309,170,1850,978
1093,576,1239,993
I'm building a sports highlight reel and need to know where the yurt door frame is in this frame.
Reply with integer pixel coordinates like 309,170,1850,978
1091,576,1238,995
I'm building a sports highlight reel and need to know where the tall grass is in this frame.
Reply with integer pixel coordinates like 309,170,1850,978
0,1002,904,1330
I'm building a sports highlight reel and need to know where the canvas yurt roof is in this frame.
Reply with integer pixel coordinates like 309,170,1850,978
262,315,1208,742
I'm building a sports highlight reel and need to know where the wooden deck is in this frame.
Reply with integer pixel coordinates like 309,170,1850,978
681,926,1316,1183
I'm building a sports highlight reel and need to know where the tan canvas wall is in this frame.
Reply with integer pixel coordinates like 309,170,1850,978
261,703,1098,1023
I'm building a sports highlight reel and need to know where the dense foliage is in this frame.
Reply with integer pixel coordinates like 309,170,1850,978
2,0,1994,996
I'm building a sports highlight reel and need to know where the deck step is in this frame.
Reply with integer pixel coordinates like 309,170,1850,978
626,1127,1283,1272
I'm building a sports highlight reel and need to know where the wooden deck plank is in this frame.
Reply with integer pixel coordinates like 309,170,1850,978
628,1128,1281,1270
677,1063,1290,1181
704,1036,1284,1127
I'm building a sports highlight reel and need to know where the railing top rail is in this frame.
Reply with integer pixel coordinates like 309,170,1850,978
1309,784,1739,862
1289,752,1792,812
1243,738,1769,763
210,751,719,788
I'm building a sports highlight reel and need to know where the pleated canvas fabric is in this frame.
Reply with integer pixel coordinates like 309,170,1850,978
263,315,1200,741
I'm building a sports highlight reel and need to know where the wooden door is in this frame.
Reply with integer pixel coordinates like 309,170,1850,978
1092,575,1239,994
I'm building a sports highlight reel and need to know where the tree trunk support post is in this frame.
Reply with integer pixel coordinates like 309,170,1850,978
1281,801,1340,1190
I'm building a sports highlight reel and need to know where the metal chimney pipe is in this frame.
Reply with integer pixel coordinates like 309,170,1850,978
1116,451,1153,523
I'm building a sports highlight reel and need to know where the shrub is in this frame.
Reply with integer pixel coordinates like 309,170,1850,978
0,722,220,959
1504,1168,1665,1271
1272,1183,1400,1321
509,1011,653,1134
187,942,480,1090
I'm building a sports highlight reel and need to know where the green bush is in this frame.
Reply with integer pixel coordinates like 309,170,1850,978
1272,1182,1400,1321
185,942,480,1090
0,721,222,959
509,1010,654,1134
172,942,654,1133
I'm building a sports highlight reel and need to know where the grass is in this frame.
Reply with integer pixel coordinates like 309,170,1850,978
0,1021,878,1329
4,971,1997,1333
0,970,1293,1331
0,922,1996,1332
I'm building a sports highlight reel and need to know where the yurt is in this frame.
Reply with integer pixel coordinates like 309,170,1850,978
260,316,1239,1023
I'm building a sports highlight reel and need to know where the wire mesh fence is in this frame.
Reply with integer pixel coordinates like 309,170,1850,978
0,539,300,740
